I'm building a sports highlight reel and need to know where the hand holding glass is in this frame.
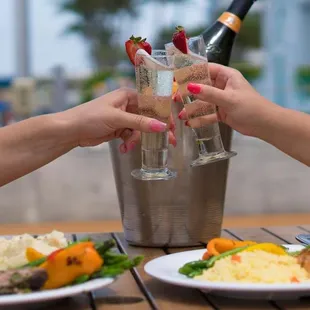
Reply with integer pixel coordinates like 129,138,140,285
167,37,237,167
131,50,177,181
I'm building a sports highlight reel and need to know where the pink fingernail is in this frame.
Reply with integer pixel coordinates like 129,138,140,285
150,120,166,132
178,110,186,120
119,144,127,153
187,83,201,94
127,141,136,151
185,121,190,127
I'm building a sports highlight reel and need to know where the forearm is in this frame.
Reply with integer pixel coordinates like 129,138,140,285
258,105,310,166
0,113,77,186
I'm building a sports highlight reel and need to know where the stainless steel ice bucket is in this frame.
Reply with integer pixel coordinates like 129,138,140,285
108,99,233,247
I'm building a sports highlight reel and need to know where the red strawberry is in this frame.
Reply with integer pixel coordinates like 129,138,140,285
125,35,152,65
172,26,188,54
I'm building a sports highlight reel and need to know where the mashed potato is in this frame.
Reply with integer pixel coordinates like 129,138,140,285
195,250,310,284
0,230,67,270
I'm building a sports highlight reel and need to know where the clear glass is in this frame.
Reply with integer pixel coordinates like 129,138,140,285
165,36,237,167
131,50,177,181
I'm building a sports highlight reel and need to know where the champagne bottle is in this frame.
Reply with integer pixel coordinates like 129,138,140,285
199,0,257,157
201,0,257,66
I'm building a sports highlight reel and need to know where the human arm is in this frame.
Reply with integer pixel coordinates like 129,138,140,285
257,105,310,167
0,88,176,186
0,113,75,186
177,63,310,166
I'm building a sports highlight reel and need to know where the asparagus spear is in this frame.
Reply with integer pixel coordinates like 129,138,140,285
91,255,144,280
179,246,248,278
95,239,116,257
103,251,128,265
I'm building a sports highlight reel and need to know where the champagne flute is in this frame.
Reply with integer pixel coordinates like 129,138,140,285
166,37,237,167
131,49,177,181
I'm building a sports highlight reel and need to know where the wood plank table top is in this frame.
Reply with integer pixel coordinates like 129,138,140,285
2,213,310,310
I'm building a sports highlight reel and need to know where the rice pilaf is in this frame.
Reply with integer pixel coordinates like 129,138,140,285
194,250,310,284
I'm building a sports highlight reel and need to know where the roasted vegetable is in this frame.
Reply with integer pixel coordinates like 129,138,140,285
21,238,144,290
206,238,256,257
23,239,115,268
242,243,287,255
26,248,45,262
40,241,103,289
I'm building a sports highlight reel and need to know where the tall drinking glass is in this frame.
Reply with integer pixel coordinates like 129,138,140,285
165,37,237,167
131,49,177,181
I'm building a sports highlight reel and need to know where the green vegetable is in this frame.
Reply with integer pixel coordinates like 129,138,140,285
207,246,248,267
20,257,47,268
73,274,90,284
92,255,144,279
95,239,116,257
103,251,128,265
94,266,124,278
21,239,115,269
19,238,144,286
179,246,249,278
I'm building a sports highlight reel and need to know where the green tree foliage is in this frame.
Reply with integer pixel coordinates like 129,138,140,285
61,0,186,69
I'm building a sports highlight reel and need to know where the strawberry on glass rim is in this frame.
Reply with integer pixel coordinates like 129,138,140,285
172,26,189,54
171,25,189,96
125,35,152,65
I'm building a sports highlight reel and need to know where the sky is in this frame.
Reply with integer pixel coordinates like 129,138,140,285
0,0,227,77
1,0,90,77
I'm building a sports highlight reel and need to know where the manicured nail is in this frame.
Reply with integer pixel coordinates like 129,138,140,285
127,141,136,151
119,144,127,153
187,83,201,94
178,110,186,120
150,120,167,132
185,120,190,127
175,94,182,103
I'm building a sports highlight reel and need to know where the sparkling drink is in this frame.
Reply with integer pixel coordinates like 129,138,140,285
168,37,236,167
131,49,176,181
139,94,171,170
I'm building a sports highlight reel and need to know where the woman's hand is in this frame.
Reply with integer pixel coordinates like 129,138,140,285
176,63,280,138
66,87,176,153
0,87,176,186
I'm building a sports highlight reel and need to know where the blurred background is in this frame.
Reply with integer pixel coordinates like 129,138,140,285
0,0,309,224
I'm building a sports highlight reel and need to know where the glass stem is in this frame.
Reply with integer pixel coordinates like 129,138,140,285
141,132,169,171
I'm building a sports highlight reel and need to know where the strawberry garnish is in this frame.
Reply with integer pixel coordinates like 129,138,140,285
125,35,152,65
172,26,188,54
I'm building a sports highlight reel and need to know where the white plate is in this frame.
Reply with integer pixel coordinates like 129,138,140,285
144,244,310,300
0,277,114,305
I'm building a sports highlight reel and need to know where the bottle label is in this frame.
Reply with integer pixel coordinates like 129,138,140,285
217,12,242,33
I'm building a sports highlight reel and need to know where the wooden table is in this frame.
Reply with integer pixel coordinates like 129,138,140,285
2,213,310,310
